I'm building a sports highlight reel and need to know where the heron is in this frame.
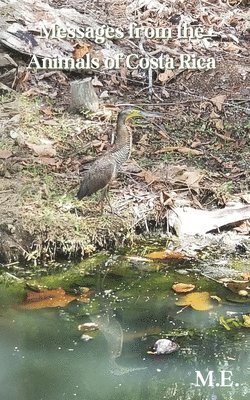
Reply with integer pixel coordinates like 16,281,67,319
77,107,160,203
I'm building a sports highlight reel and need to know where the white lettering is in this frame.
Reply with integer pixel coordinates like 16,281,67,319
194,371,214,387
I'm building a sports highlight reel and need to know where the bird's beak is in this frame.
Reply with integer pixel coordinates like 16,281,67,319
139,111,162,118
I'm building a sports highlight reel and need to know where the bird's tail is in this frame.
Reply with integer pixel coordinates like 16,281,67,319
77,182,89,199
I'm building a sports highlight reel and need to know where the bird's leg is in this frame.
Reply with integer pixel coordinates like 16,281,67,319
98,186,113,213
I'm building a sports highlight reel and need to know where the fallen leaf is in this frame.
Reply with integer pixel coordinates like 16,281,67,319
158,70,175,84
146,249,189,260
26,142,56,157
234,220,250,235
73,43,91,59
200,14,212,26
36,157,59,166
214,131,236,142
0,149,12,159
156,146,203,156
238,290,248,297
214,118,224,130
240,273,250,281
242,315,250,328
210,95,227,111
175,292,214,311
241,194,250,204
41,107,53,116
111,74,120,85
15,67,30,89
175,169,203,191
224,43,242,53
172,283,195,293
137,170,161,185
18,288,77,309
162,88,170,98
225,281,249,294
92,76,103,87
190,140,202,149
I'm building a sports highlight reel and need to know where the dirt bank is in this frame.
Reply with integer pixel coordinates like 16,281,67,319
0,0,249,263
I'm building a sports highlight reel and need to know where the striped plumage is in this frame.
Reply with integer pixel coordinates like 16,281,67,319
77,108,159,200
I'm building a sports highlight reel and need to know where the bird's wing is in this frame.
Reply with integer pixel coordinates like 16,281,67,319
77,157,116,199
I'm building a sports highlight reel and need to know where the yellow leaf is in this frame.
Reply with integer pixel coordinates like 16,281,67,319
18,288,77,309
146,249,189,260
175,292,214,311
242,315,250,328
172,283,195,293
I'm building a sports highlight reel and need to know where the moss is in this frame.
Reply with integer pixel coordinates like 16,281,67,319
0,282,26,306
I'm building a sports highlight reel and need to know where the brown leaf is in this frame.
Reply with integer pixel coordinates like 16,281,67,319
73,43,91,59
137,170,161,185
190,140,202,149
225,281,250,294
200,15,212,26
36,157,59,166
175,292,214,311
210,95,227,111
176,169,203,191
0,149,12,159
172,283,195,293
215,132,236,142
156,146,203,156
210,110,224,131
224,43,242,53
214,119,224,130
240,273,250,281
18,288,77,309
234,220,250,235
26,142,56,157
41,107,53,116
111,74,120,85
146,249,189,260
158,70,175,84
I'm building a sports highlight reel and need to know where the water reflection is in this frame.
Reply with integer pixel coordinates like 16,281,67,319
0,262,249,400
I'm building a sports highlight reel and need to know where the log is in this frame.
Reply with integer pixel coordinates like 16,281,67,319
169,205,250,236
70,78,99,112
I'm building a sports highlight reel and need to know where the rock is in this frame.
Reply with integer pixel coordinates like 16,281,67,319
153,339,179,355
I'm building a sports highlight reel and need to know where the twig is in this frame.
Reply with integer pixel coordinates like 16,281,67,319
3,272,21,281
199,272,222,284
176,305,189,314
0,196,11,205
0,261,20,267
139,36,153,100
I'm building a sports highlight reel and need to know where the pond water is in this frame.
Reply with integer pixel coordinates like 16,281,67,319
0,255,249,400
